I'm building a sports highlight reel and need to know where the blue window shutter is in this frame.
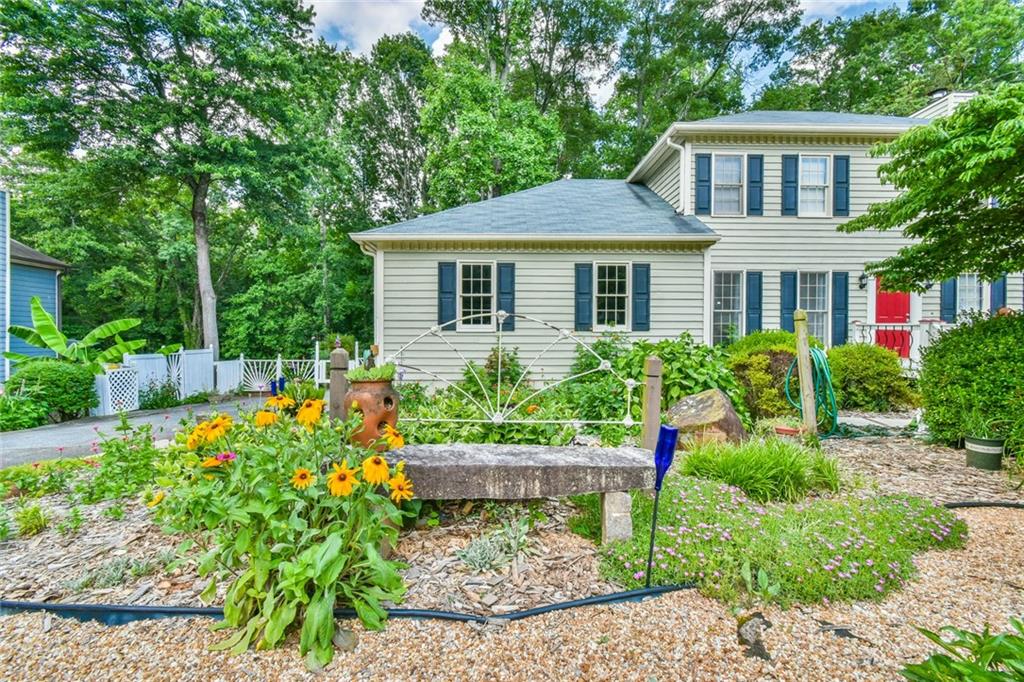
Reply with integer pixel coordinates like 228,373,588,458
632,263,650,331
833,155,850,217
695,154,711,215
745,271,762,333
574,263,593,331
782,155,798,216
497,263,515,331
747,155,763,216
990,275,1007,313
832,272,849,346
437,262,457,330
939,278,957,323
781,271,797,331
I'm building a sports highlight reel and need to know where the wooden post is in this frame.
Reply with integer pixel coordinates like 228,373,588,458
641,355,663,451
794,309,817,434
328,347,350,421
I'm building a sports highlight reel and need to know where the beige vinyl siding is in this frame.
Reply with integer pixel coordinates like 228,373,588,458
380,248,704,384
686,141,947,336
646,152,680,210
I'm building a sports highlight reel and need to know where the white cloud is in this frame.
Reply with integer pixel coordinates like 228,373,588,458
431,26,453,56
308,0,428,54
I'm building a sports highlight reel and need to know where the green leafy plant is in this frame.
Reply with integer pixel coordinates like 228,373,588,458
6,360,97,422
827,343,918,412
919,312,1024,449
0,458,90,497
281,379,325,414
457,535,508,573
4,296,153,373
680,438,840,502
741,560,781,602
0,384,50,431
77,416,163,503
14,502,50,537
157,409,410,669
902,618,1024,681
139,379,183,410
0,505,11,542
57,506,85,536
346,363,397,382
725,330,822,357
102,504,126,521
728,349,798,420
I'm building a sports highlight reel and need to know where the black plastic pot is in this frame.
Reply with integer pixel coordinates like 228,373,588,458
964,436,1005,470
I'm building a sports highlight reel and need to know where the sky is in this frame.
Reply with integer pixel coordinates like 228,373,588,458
307,0,905,104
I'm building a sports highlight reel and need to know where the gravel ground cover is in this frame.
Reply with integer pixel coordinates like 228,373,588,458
1,435,1022,680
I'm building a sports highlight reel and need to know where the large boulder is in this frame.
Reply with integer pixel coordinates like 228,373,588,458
665,388,747,445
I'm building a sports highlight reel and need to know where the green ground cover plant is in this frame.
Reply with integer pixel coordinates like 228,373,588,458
570,477,965,606
919,312,1024,449
902,618,1024,681
827,343,918,412
679,438,840,502
0,458,91,497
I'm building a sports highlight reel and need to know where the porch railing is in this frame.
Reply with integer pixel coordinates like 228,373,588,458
850,319,950,372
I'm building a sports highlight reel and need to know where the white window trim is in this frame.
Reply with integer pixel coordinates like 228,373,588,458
798,269,831,346
711,270,745,345
797,153,832,218
455,260,497,332
955,273,989,315
710,152,746,217
593,261,631,332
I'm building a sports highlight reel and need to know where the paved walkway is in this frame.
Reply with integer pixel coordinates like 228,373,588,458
0,397,263,468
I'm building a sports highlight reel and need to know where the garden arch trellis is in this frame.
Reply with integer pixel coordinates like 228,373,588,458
381,309,663,444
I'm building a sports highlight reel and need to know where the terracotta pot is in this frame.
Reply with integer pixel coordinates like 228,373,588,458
345,380,399,450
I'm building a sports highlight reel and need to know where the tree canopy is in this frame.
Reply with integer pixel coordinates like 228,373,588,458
841,83,1024,289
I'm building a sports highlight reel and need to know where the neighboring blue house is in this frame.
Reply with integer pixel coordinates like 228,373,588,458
1,189,68,382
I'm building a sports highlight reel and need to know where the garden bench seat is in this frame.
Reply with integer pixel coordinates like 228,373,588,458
396,443,654,542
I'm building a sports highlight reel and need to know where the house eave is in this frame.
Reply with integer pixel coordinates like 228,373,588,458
351,232,719,247
627,121,918,183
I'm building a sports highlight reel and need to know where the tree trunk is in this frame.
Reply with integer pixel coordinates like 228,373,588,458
190,175,219,359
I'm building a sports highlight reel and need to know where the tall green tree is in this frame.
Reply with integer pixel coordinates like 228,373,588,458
756,0,1024,114
842,84,1024,289
0,0,338,357
421,48,564,209
599,0,800,175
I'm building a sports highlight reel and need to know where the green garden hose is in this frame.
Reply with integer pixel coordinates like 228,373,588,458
784,347,840,438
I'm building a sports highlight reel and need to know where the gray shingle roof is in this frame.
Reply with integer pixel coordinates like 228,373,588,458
692,111,929,127
353,179,716,240
10,239,67,269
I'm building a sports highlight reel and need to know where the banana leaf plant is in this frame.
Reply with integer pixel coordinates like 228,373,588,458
4,296,156,374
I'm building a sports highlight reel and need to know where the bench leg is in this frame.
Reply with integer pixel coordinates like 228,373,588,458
601,491,632,543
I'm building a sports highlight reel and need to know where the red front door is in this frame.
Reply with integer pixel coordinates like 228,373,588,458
875,280,911,357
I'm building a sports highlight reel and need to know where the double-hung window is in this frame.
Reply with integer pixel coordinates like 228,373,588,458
712,271,743,345
595,263,629,329
956,273,984,314
712,154,744,216
457,261,494,330
799,155,830,216
799,272,829,342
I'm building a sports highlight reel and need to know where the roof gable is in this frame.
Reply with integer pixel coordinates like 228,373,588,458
10,238,68,270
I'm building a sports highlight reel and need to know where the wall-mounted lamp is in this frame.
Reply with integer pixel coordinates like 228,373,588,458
858,273,870,290
924,282,935,291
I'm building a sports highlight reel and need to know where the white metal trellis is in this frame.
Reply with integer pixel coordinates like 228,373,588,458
384,310,641,427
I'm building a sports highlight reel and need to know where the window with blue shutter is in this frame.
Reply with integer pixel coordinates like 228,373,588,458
833,155,850,217
745,271,762,333
497,263,515,331
747,155,763,216
831,272,849,345
695,154,711,215
990,275,1007,313
782,155,798,216
437,262,457,330
781,271,797,331
632,263,650,331
939,278,957,323
574,263,593,331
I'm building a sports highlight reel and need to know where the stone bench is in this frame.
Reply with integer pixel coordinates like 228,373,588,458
396,444,654,542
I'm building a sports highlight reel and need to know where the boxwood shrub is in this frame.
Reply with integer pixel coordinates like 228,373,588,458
7,360,98,422
919,312,1024,448
725,331,825,421
826,343,918,412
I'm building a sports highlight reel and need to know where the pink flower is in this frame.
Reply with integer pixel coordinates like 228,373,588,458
215,451,237,462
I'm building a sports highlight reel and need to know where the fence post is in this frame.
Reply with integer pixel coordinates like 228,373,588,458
794,309,817,434
641,355,663,451
329,347,350,422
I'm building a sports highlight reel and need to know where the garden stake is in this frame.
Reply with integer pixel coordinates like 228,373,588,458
646,424,679,588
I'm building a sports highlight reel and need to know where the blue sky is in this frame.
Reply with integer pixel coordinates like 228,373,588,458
308,0,906,102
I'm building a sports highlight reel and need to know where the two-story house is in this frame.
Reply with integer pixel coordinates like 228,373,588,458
351,91,1020,382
